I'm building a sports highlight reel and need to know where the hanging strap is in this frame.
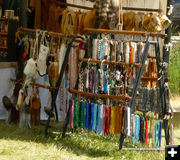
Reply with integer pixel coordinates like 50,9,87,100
158,121,162,147
145,120,149,145
92,39,98,59
152,120,155,147
92,103,98,131
73,100,78,128
70,100,74,129
170,123,175,145
104,106,111,135
118,0,123,30
85,102,90,129
86,59,90,89
140,117,145,143
154,120,157,147
111,106,116,134
80,101,85,128
98,105,103,134
135,115,140,141
127,107,131,136
32,30,40,59
100,42,105,60
131,114,135,142
91,103,95,129
91,67,95,93
104,71,108,94
40,31,49,47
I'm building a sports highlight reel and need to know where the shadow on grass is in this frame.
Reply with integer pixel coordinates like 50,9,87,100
0,121,118,158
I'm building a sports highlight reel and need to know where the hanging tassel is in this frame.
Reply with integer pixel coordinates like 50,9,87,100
133,115,136,137
115,107,123,134
125,42,130,63
111,106,116,134
92,39,98,59
131,114,134,137
102,105,106,133
70,100,74,129
135,115,140,141
154,120,157,147
89,103,92,129
104,71,108,94
91,68,95,93
136,43,140,63
143,118,145,143
152,120,155,147
73,100,80,128
127,107,131,136
170,123,175,145
65,72,68,88
85,68,89,89
131,114,136,142
92,103,98,131
134,43,137,63
145,120,149,145
156,121,160,147
97,105,103,134
100,42,105,60
158,121,162,147
79,101,83,128
114,107,118,134
94,69,98,94
132,43,135,63
104,106,111,135
129,43,133,63
73,100,77,128
148,120,152,146
80,101,86,128
131,114,135,142
77,101,80,127
91,103,95,129
85,102,90,129
140,116,145,143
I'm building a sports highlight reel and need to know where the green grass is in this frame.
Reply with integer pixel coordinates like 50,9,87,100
169,43,180,94
1,116,180,160
0,121,169,160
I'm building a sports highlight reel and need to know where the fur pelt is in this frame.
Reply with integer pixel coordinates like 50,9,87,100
16,89,25,110
30,88,41,125
2,96,19,124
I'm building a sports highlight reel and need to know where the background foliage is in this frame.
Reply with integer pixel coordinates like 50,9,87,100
169,43,180,94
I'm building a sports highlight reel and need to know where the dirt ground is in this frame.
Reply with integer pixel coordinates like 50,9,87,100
170,96,180,109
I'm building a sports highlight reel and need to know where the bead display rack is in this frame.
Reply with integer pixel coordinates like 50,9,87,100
12,1,171,152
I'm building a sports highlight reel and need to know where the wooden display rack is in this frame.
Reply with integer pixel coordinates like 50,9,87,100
13,1,171,152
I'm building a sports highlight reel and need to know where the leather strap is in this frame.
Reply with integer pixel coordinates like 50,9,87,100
145,120,149,144
70,100,74,128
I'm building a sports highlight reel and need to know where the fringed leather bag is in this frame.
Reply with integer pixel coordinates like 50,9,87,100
30,87,41,125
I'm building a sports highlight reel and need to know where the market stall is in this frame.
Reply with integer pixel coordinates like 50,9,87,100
0,0,174,150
